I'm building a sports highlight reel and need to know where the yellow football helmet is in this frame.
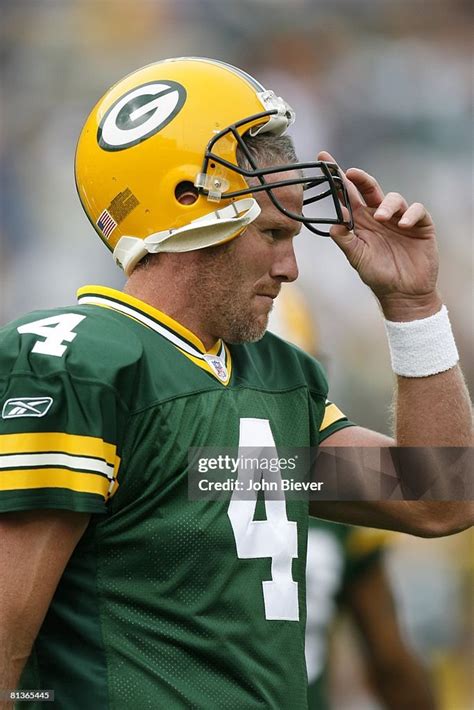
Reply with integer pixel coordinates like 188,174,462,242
75,57,352,274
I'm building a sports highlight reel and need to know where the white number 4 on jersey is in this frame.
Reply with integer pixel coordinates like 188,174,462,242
17,314,86,357
228,418,299,621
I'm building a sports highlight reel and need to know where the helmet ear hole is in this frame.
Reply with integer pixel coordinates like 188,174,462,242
175,181,199,205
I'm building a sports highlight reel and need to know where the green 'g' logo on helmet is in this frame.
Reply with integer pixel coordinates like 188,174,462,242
98,80,187,151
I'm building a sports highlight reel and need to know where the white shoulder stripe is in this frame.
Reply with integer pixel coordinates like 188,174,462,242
0,453,115,481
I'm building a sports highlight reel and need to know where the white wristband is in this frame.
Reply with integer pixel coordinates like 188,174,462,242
384,305,459,377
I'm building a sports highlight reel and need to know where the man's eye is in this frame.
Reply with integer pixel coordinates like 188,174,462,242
264,229,278,240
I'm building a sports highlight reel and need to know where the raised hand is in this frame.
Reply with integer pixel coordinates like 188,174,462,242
319,151,441,320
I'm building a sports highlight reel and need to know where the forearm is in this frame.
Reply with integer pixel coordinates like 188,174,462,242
369,653,437,710
395,365,472,446
0,510,90,707
0,573,53,709
383,296,473,505
310,500,474,537
0,639,30,710
380,293,472,446
316,162,473,534
316,425,474,534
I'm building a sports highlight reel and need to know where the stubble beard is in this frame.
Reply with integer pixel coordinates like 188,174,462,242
201,286,271,344
194,245,272,344
222,300,271,344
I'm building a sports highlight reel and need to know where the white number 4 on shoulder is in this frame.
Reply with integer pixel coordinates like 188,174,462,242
17,314,86,357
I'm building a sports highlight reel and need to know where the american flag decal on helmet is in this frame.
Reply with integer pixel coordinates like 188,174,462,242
97,209,117,239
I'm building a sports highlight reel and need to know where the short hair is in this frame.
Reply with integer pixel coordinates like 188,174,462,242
236,133,299,171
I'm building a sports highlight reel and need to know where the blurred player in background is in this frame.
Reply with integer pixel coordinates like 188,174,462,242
306,522,437,710
270,288,437,710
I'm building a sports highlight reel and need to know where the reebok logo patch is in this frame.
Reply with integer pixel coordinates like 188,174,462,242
2,397,53,419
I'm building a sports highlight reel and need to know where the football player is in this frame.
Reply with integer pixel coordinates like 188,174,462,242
0,58,472,709
306,522,438,710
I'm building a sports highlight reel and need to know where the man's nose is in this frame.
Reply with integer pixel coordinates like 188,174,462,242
270,240,299,283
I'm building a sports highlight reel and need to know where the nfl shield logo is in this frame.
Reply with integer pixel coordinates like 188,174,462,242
204,356,228,382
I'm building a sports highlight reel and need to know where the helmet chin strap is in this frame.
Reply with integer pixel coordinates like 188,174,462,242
114,198,261,275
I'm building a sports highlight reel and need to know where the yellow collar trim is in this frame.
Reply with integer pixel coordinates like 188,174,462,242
76,285,232,385
178,344,232,386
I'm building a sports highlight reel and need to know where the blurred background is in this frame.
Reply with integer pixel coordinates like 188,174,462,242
0,1,472,708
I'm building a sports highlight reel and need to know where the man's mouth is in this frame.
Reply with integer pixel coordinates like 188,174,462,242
255,294,277,313
256,290,280,300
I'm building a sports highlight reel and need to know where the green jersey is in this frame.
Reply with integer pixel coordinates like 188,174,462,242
0,286,351,710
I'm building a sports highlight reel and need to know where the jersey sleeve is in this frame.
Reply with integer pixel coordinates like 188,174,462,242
318,400,355,443
0,308,135,514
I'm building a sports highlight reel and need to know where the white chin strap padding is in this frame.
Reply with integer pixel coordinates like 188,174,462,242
114,198,261,276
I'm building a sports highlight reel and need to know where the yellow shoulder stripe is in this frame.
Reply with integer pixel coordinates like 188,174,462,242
319,403,346,432
0,432,120,469
347,527,393,556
